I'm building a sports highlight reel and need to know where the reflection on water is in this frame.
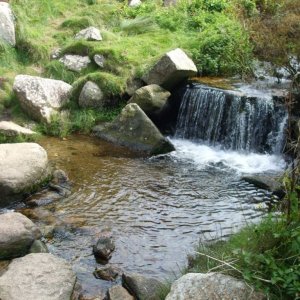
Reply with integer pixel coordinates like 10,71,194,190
29,135,282,296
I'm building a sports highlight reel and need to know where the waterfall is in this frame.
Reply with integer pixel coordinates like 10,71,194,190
175,85,288,154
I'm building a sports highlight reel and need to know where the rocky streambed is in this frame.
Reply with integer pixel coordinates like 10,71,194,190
0,134,284,298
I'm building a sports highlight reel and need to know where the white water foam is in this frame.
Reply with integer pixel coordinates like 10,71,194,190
169,139,286,174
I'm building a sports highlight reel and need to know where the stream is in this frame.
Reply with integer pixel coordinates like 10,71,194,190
15,134,286,297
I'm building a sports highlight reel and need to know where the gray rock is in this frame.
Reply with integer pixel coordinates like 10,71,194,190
0,2,15,46
122,273,164,300
242,175,284,198
165,273,265,300
128,0,142,7
29,240,48,253
93,265,120,281
142,48,197,90
128,84,171,116
93,236,115,261
79,81,105,108
59,55,91,72
0,212,41,260
93,103,175,155
75,26,102,41
0,121,36,137
13,75,72,123
50,48,62,60
126,77,144,96
0,253,76,300
164,0,177,6
108,286,134,300
0,143,50,206
94,54,105,68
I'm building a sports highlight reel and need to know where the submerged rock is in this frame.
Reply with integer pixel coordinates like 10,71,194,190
93,236,115,261
0,143,50,206
142,48,197,90
0,253,76,300
13,75,71,123
122,272,164,300
93,265,120,281
75,26,102,41
0,2,15,46
93,103,175,155
0,121,36,137
107,285,134,300
242,175,284,198
29,240,48,254
79,81,105,108
0,212,41,260
59,55,91,72
165,273,265,300
128,84,171,117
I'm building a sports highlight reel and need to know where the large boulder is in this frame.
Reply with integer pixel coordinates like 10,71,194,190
59,55,91,72
93,103,175,155
0,253,76,300
165,273,265,300
79,81,105,108
0,212,41,260
128,84,171,117
0,143,49,205
0,2,15,46
75,26,102,41
107,285,134,300
142,48,197,90
122,273,164,300
0,121,36,137
13,75,72,123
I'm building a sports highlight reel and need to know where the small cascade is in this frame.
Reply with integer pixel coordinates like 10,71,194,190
175,84,288,154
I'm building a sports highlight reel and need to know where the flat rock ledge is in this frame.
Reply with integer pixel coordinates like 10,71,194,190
166,273,265,300
0,212,41,260
0,253,76,300
0,143,50,206
13,75,72,123
0,121,36,137
93,103,175,156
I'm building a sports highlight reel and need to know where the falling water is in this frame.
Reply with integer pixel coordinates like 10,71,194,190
175,85,288,154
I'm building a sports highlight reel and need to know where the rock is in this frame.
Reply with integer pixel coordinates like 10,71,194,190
50,48,62,60
0,121,36,137
128,84,171,117
126,77,144,96
128,0,142,7
93,54,105,68
0,2,15,46
78,81,105,108
0,212,41,260
29,240,48,253
93,236,115,261
59,55,91,72
164,0,177,6
242,175,284,198
93,103,175,155
13,75,72,123
0,253,76,300
93,265,120,281
75,26,102,41
165,273,265,300
107,286,134,300
122,273,164,300
142,48,197,90
0,143,50,206
52,169,69,185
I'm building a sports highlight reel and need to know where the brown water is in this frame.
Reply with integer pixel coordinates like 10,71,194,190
21,135,279,297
